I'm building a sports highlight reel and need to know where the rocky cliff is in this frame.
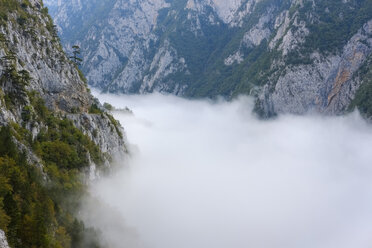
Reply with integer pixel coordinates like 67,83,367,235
256,18,372,117
46,0,372,117
1,0,127,164
0,0,127,246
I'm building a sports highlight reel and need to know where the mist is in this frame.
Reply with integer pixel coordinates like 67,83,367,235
83,92,372,248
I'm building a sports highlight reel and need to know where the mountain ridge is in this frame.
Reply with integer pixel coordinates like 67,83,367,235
46,0,372,118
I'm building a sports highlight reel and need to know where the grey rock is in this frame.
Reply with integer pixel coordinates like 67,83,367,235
67,112,127,161
242,12,273,47
46,0,257,94
0,230,9,248
0,0,127,167
258,19,372,116
47,0,372,117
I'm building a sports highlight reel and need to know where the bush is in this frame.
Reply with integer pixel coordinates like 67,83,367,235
103,102,113,111
89,103,102,114
349,56,372,117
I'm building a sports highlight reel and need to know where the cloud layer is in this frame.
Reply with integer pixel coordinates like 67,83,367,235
84,93,372,248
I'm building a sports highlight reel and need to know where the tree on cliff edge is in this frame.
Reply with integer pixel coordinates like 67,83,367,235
70,45,82,66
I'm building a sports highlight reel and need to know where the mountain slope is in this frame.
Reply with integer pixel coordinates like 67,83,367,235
46,0,372,117
0,0,127,247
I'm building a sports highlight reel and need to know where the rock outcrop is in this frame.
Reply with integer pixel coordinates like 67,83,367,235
0,0,128,246
257,19,372,116
0,230,9,248
1,0,127,164
46,0,372,117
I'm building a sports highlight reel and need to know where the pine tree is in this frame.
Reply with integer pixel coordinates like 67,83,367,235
69,45,82,66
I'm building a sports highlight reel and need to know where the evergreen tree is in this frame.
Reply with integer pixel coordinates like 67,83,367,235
70,45,82,66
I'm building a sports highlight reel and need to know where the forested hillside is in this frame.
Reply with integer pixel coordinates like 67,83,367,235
0,0,126,247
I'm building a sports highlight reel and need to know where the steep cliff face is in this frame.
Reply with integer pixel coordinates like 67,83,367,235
0,0,127,161
46,0,372,117
257,19,372,116
44,0,258,94
0,0,127,246
45,0,171,92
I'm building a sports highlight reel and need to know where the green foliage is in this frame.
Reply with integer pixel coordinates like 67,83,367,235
0,0,18,23
0,126,60,248
293,0,372,58
40,141,81,169
0,0,60,48
103,102,114,111
0,0,33,26
0,116,103,247
28,91,48,120
77,66,88,84
27,95,104,166
0,1,112,246
0,63,31,109
152,4,234,95
41,7,49,15
0,89,104,247
70,45,83,65
16,16,26,26
0,127,74,247
21,105,32,122
35,117,102,169
106,113,123,139
349,56,372,117
9,122,32,144
0,170,11,232
89,103,103,114
0,125,20,159
140,0,287,98
157,0,372,96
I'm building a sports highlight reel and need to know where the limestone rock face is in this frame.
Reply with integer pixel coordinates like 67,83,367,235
257,20,372,116
45,0,268,94
0,230,9,248
0,0,127,164
46,0,372,116
0,0,128,245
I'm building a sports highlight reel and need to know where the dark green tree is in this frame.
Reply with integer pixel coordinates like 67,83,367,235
70,45,82,66
18,69,31,86
1,51,16,71
0,33,7,43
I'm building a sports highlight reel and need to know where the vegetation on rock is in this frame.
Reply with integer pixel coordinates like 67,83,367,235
0,0,125,247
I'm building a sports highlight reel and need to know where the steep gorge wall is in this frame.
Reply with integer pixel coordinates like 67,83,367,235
0,0,127,246
46,0,372,118
0,0,127,161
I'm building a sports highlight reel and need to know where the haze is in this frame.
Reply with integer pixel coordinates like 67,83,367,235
83,92,372,248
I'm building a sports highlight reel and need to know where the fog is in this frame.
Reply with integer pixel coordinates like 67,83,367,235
83,92,372,248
